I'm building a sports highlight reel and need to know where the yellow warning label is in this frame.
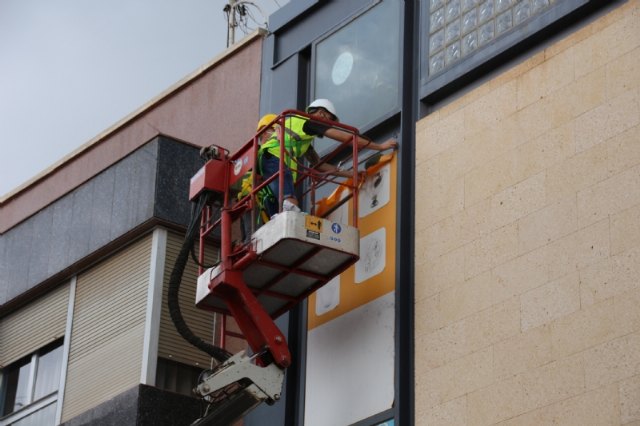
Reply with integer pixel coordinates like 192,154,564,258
305,215,323,233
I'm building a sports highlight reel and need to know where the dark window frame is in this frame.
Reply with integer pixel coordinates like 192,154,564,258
309,0,404,137
0,339,63,423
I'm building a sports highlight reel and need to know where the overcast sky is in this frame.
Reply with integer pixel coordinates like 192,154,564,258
0,0,285,197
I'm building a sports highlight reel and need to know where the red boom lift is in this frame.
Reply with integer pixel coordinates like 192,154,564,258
184,111,365,425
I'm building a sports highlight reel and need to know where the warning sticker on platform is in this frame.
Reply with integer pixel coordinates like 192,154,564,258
305,216,323,233
306,230,321,240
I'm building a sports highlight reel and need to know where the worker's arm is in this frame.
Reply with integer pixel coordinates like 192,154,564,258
304,146,352,178
323,127,398,152
316,162,352,178
302,119,398,152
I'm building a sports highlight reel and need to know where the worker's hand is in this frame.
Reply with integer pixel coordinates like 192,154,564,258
379,138,398,151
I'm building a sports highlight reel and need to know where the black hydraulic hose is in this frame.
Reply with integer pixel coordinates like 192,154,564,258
189,207,221,270
168,191,231,363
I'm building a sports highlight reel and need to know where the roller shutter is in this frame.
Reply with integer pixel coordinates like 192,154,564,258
157,232,220,368
0,284,69,366
61,235,151,422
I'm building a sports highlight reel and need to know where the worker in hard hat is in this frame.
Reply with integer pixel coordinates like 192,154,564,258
237,114,280,241
258,99,398,217
237,114,279,201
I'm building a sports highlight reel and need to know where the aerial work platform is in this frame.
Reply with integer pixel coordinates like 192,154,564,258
196,211,359,317
184,111,368,425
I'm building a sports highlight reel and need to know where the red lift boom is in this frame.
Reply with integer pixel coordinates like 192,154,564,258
187,111,364,425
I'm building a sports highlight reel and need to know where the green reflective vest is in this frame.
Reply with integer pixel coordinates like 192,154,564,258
259,115,315,179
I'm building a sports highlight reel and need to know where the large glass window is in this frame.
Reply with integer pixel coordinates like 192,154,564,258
32,345,62,402
1,341,63,426
314,0,401,133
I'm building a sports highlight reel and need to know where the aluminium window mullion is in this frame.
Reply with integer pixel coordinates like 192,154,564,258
25,354,38,406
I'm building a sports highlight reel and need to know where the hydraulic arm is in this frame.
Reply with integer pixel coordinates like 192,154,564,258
179,111,365,425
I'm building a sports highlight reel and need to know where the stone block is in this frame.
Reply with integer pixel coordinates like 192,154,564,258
417,396,467,426
516,48,575,111
491,172,546,230
490,222,520,268
463,297,521,360
611,202,640,256
88,169,116,252
615,288,640,338
513,99,555,148
464,81,518,136
415,246,465,300
575,88,639,154
465,154,515,211
565,66,608,119
493,324,553,380
418,347,493,409
521,272,581,331
465,120,572,208
518,195,577,254
465,233,493,279
464,230,521,279
416,110,466,161
420,198,492,263
438,270,495,329
578,164,640,228
574,11,640,79
467,355,585,426
551,298,618,359
418,319,466,371
441,51,544,120
420,219,459,264
491,245,548,304
546,218,610,281
415,293,442,338
436,135,479,183
26,209,53,286
419,174,465,230
515,123,575,182
495,384,619,426
583,331,640,391
546,124,640,203
580,245,640,307
620,375,640,424
420,297,520,371
416,111,440,134
607,46,640,100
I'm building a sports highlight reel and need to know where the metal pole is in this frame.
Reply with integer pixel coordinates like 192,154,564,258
227,0,237,47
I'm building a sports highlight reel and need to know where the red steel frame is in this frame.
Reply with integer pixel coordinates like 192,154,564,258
190,110,362,369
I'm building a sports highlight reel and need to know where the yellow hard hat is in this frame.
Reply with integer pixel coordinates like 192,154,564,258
257,114,278,131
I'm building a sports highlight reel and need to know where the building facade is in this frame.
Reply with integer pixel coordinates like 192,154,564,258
2,0,640,425
258,0,639,424
0,33,264,425
414,2,640,423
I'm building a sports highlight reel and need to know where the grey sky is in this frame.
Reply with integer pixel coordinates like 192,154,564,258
0,0,284,197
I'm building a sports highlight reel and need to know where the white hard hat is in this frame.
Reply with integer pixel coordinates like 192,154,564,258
307,99,338,121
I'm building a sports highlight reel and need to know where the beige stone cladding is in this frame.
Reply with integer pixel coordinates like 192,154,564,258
415,2,640,424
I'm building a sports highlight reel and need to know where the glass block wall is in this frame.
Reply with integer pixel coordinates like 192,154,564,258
427,0,557,76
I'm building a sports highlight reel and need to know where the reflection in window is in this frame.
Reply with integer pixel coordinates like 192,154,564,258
2,363,31,415
1,341,63,425
33,345,63,401
314,0,401,134
11,402,57,426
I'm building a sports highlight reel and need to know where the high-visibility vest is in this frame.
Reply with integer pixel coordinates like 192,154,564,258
259,115,314,179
